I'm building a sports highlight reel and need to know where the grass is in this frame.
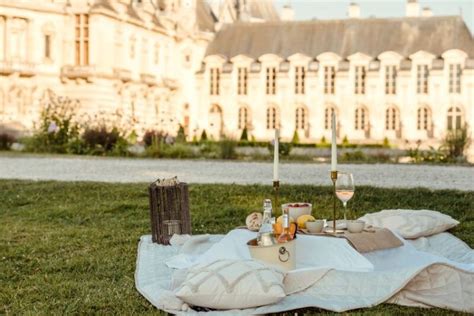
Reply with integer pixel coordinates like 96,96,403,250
0,180,473,315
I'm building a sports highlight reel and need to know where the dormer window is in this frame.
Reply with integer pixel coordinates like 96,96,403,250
294,66,305,94
354,66,366,94
448,64,462,94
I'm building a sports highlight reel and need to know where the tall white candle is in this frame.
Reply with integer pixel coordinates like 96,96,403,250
331,112,337,171
273,129,279,181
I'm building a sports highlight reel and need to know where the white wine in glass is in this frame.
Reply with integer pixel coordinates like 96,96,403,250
335,172,355,221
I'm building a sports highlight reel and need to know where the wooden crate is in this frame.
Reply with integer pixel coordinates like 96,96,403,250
148,181,191,244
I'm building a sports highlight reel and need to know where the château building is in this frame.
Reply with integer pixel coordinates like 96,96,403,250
0,0,473,159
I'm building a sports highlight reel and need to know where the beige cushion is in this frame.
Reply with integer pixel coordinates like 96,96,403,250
175,259,285,309
359,209,459,239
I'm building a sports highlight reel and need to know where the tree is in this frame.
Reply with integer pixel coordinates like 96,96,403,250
291,130,300,144
240,127,248,141
200,130,208,141
176,125,186,143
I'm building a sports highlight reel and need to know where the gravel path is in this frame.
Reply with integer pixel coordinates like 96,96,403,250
1,156,473,191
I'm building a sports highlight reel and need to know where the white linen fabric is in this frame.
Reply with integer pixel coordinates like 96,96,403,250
166,229,374,272
135,231,474,314
175,259,286,309
358,209,459,239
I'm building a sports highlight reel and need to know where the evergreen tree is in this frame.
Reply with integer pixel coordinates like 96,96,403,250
240,127,248,141
200,130,208,141
291,130,300,144
176,125,186,143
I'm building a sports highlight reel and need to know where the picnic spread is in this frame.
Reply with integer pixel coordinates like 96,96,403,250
135,223,474,314
135,125,474,314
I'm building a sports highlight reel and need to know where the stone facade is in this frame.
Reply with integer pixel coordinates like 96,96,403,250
0,0,473,159
0,0,213,136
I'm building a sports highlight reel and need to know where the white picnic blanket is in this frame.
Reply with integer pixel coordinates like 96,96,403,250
166,229,374,272
135,231,474,314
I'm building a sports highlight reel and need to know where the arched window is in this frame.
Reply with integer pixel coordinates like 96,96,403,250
354,107,368,130
324,107,336,130
417,106,431,130
447,107,463,130
385,106,399,130
238,107,249,129
295,107,307,129
266,106,278,130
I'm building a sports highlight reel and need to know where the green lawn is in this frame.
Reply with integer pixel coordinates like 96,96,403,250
0,180,473,315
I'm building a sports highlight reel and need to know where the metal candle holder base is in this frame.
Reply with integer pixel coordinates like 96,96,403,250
328,171,338,234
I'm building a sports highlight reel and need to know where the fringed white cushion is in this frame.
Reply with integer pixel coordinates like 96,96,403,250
175,259,285,309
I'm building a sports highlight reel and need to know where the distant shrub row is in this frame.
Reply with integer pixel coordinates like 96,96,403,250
0,94,470,164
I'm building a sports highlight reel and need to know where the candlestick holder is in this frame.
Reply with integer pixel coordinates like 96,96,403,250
273,180,280,210
328,171,340,234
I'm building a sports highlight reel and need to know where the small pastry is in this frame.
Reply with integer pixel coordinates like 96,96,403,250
246,212,263,231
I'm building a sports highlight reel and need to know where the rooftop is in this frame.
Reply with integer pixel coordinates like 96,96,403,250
206,15,474,59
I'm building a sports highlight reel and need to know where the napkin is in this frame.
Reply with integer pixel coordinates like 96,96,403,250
343,228,404,253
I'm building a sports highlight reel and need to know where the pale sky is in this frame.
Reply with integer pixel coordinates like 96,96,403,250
274,0,474,33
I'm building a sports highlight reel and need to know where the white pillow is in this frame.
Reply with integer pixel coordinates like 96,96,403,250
175,259,285,309
359,209,459,239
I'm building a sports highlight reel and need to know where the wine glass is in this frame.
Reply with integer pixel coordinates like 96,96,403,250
335,172,355,222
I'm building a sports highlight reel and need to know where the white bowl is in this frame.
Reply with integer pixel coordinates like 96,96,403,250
306,220,325,233
347,220,365,233
282,202,312,219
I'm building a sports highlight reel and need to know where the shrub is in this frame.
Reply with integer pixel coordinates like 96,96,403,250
199,142,220,159
407,145,448,164
200,130,208,141
24,91,80,153
383,137,390,148
268,141,292,157
0,133,15,150
291,131,300,144
443,126,470,160
341,150,367,162
82,126,127,155
219,139,238,159
143,130,165,147
240,127,248,141
161,143,195,159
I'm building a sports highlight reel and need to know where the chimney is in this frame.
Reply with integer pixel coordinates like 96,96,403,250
280,5,295,21
421,7,433,17
348,3,360,18
406,0,420,17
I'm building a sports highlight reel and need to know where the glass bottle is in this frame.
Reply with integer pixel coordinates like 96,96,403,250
277,209,293,243
258,199,273,244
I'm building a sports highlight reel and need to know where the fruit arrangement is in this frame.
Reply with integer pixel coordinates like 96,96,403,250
246,201,314,240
